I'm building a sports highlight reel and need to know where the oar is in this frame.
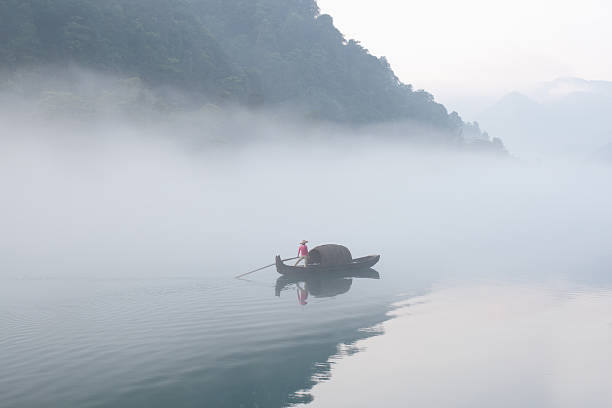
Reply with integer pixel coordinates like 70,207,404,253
235,257,299,279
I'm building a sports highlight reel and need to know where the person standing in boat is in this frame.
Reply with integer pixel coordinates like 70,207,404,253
295,240,309,267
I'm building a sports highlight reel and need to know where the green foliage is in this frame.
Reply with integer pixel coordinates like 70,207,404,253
0,0,497,145
1,0,239,98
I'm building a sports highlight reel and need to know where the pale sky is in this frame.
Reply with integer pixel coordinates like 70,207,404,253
316,0,612,116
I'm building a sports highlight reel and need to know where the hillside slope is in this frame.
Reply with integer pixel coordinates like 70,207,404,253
1,0,501,148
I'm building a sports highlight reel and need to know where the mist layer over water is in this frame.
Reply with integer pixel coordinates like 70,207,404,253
1,114,611,407
2,124,610,281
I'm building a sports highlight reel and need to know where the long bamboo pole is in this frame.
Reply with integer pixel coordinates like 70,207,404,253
235,257,299,279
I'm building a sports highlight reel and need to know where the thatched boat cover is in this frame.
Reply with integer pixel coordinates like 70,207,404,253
308,244,352,266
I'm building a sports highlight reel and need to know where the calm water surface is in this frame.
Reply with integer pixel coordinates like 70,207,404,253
3,266,611,407
2,145,612,407
299,283,612,408
1,268,400,407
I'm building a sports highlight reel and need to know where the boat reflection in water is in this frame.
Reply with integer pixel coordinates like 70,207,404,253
275,269,381,305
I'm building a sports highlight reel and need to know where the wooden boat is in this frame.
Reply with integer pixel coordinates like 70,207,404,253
275,244,380,275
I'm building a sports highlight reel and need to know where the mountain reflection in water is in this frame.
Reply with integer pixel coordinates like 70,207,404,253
1,270,392,408
296,284,612,408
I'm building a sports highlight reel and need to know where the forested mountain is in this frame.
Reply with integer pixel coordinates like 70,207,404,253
0,0,501,148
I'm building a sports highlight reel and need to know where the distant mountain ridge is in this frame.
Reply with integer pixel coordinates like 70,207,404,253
478,77,612,158
592,143,612,164
0,0,501,149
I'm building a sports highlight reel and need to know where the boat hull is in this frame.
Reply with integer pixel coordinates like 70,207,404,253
275,254,380,275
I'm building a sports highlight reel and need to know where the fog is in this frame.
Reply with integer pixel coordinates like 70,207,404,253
3,71,612,408
477,78,612,161
1,73,611,286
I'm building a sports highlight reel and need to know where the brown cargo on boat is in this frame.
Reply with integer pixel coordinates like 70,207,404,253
307,244,353,266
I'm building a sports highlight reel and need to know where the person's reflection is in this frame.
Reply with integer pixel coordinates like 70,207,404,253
296,282,309,306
